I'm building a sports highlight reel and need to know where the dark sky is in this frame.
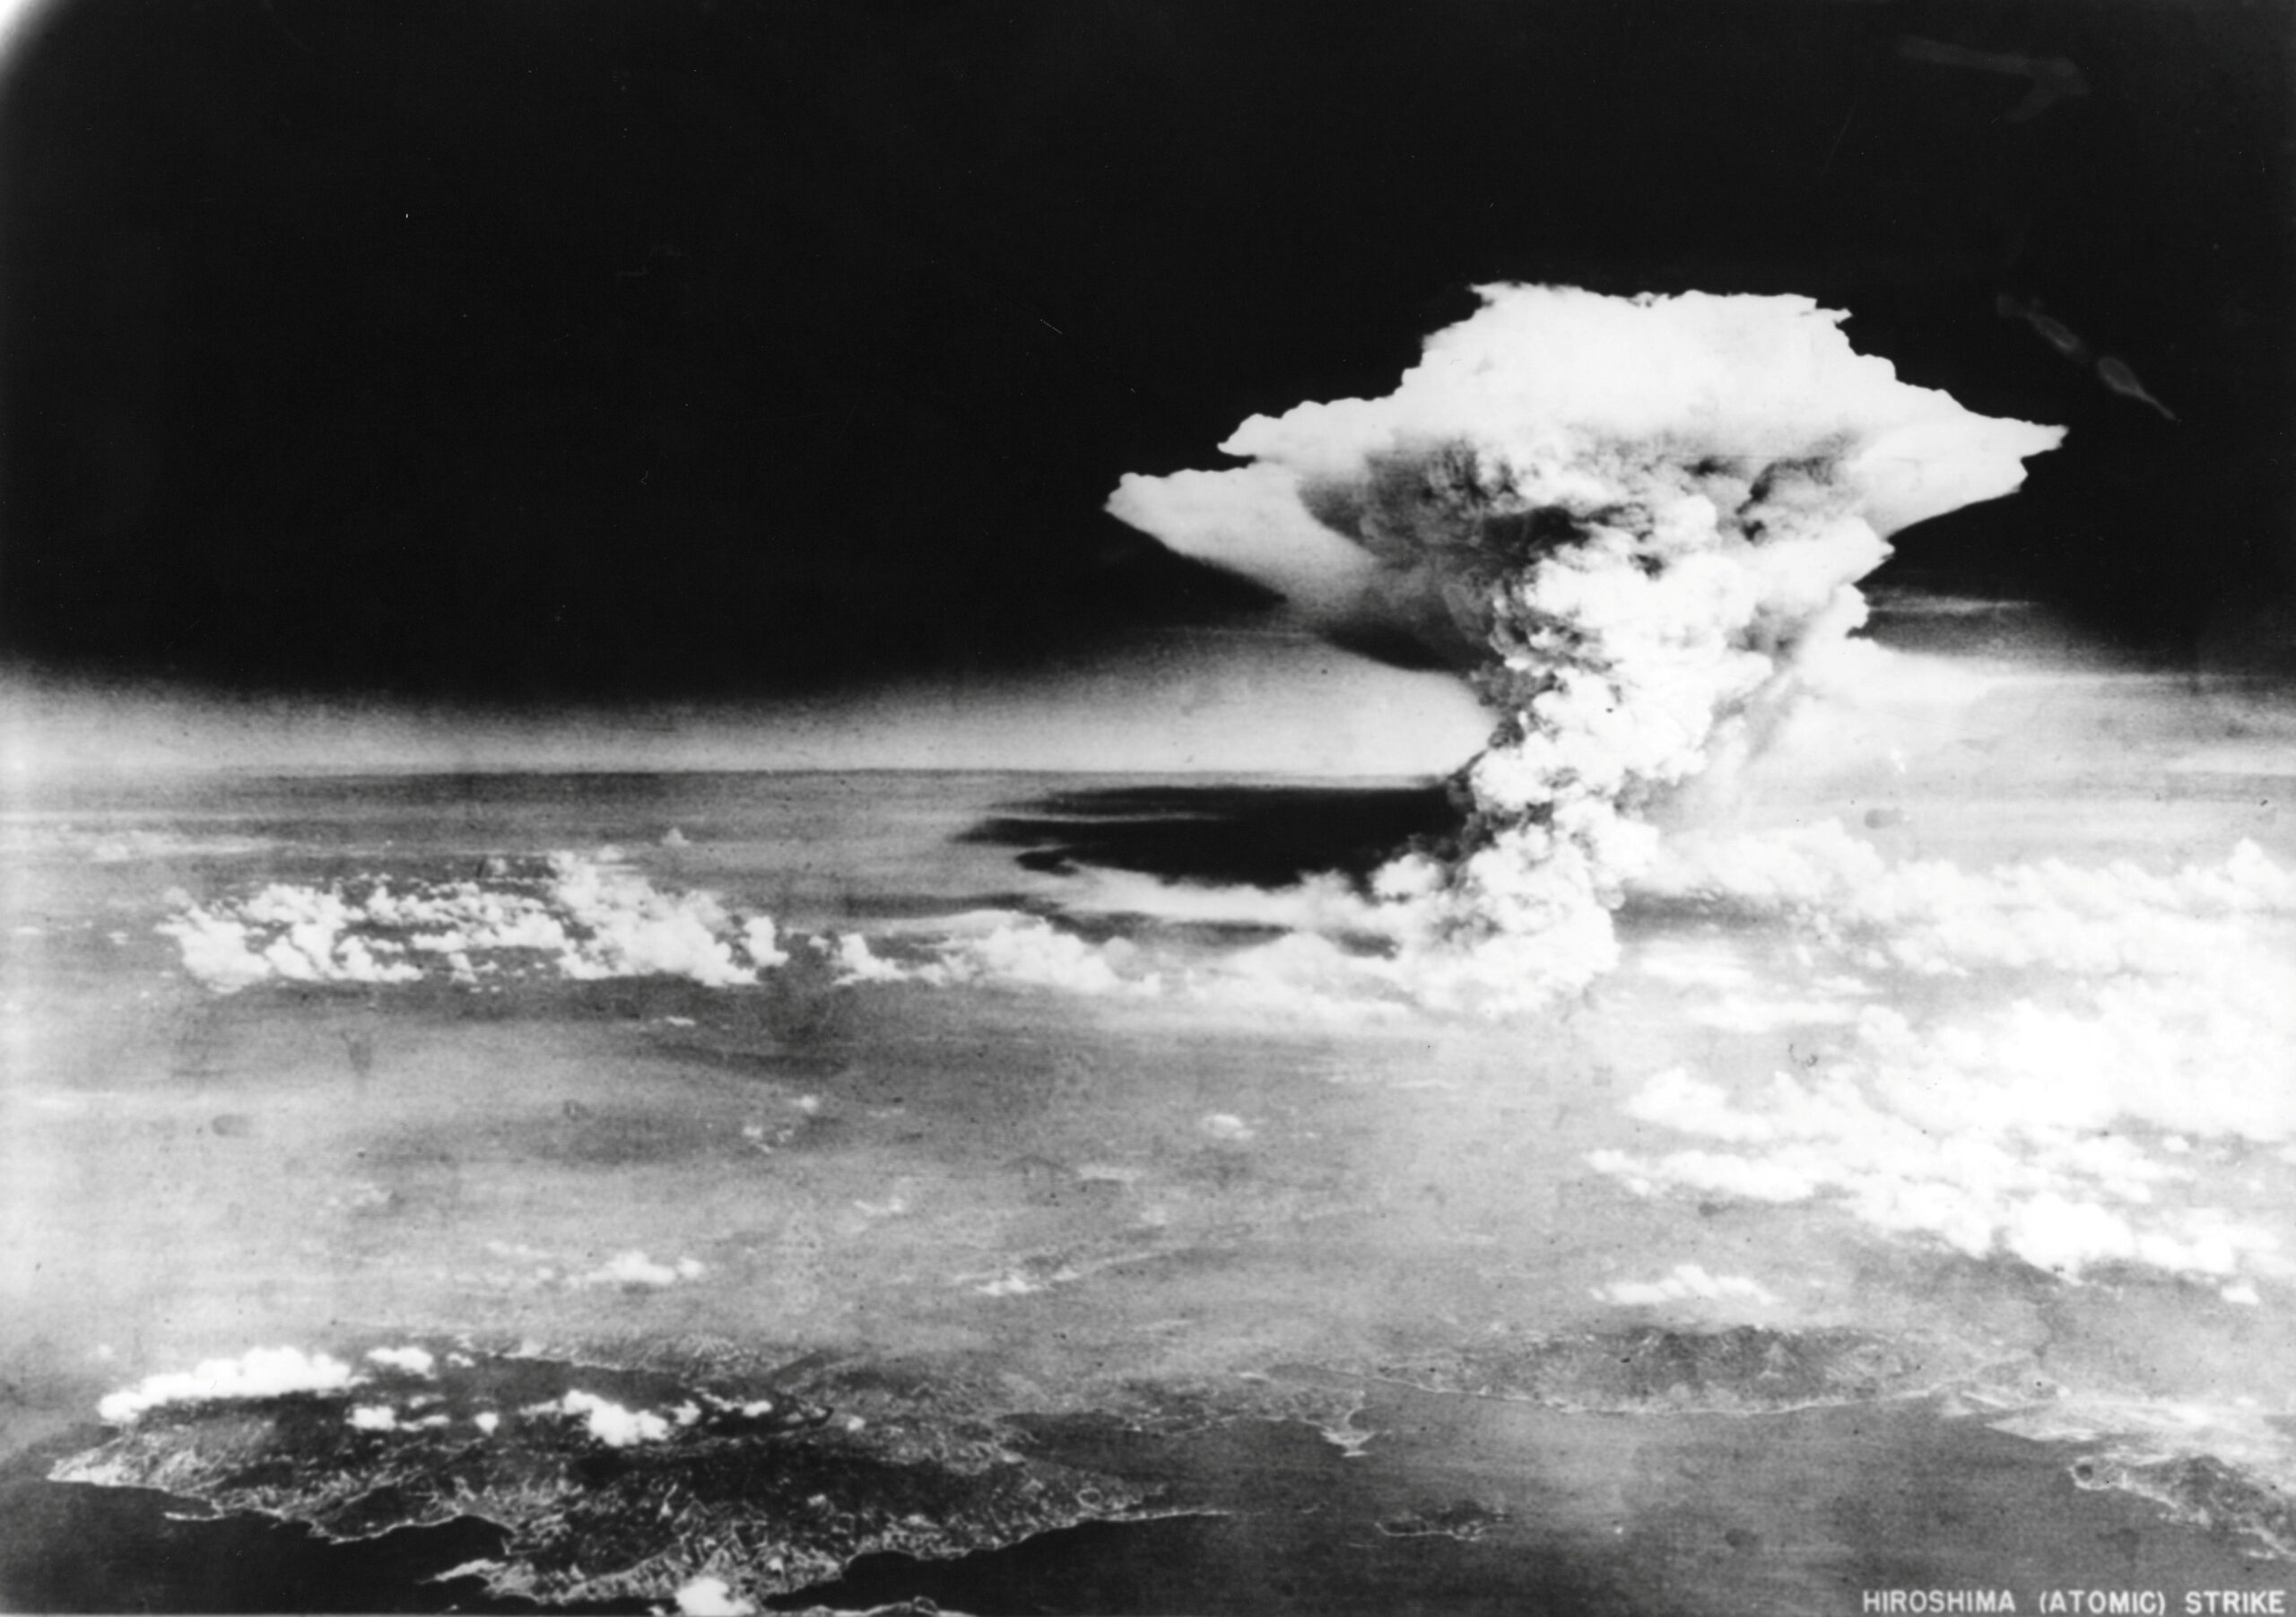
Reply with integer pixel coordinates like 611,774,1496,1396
0,0,2289,701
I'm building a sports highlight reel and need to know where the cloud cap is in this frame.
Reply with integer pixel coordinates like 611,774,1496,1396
1109,284,2064,655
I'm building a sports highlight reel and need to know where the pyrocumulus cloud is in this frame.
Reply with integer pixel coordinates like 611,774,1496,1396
1109,284,2062,1013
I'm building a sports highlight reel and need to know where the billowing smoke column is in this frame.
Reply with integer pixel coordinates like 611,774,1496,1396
1110,286,2063,1009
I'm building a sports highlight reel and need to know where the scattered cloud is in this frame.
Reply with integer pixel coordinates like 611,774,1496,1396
551,1390,674,1447
99,1346,363,1423
364,1345,437,1377
570,1251,707,1290
1595,1264,1779,1308
675,1575,757,1616
159,852,787,993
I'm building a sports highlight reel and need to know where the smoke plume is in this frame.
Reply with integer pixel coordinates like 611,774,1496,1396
1110,285,2064,1008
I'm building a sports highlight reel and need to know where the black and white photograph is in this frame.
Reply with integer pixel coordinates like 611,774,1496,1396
0,1,2292,1611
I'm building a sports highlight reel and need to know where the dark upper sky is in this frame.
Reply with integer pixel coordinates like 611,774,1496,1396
0,0,2288,700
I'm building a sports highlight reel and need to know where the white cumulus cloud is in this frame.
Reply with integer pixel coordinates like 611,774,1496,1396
675,1575,757,1616
1595,1264,1779,1308
159,852,794,994
99,1346,364,1424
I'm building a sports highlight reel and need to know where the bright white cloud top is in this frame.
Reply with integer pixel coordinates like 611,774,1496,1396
97,1346,365,1424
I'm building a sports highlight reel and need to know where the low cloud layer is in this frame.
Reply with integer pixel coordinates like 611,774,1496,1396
1593,830,2296,1286
158,852,787,993
98,1346,364,1423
